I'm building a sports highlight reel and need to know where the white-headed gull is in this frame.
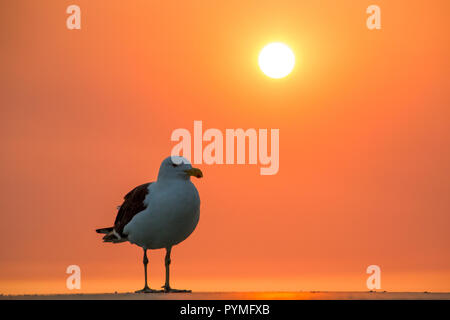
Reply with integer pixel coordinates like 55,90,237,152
96,156,202,293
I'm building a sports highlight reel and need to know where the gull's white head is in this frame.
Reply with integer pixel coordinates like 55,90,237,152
157,156,203,181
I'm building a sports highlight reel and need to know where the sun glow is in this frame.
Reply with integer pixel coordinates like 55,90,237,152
258,42,295,79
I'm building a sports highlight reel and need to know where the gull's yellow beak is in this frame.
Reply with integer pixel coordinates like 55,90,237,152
184,168,203,178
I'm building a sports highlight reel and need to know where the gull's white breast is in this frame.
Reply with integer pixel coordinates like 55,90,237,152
123,180,200,249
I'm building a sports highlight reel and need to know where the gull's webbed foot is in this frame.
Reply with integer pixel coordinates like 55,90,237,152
162,285,192,293
135,286,163,293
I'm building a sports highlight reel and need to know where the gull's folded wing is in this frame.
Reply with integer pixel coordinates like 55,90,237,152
114,182,152,235
96,182,152,242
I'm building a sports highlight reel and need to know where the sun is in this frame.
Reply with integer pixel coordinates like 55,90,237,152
258,42,295,79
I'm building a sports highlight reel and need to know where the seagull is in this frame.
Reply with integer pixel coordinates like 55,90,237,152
96,156,203,293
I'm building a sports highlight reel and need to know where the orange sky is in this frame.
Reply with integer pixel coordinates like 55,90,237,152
1,0,449,294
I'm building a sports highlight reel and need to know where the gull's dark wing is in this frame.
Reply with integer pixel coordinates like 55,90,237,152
114,182,152,235
96,182,152,242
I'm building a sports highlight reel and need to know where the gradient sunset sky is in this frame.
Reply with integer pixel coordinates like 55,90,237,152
1,0,449,294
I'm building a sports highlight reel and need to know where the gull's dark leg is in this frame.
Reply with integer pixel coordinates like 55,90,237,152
135,248,161,293
162,246,191,293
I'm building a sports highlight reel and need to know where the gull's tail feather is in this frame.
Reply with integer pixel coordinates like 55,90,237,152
95,227,127,243
96,227,113,234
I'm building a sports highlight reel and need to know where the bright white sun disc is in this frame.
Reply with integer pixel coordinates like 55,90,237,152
258,42,295,79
